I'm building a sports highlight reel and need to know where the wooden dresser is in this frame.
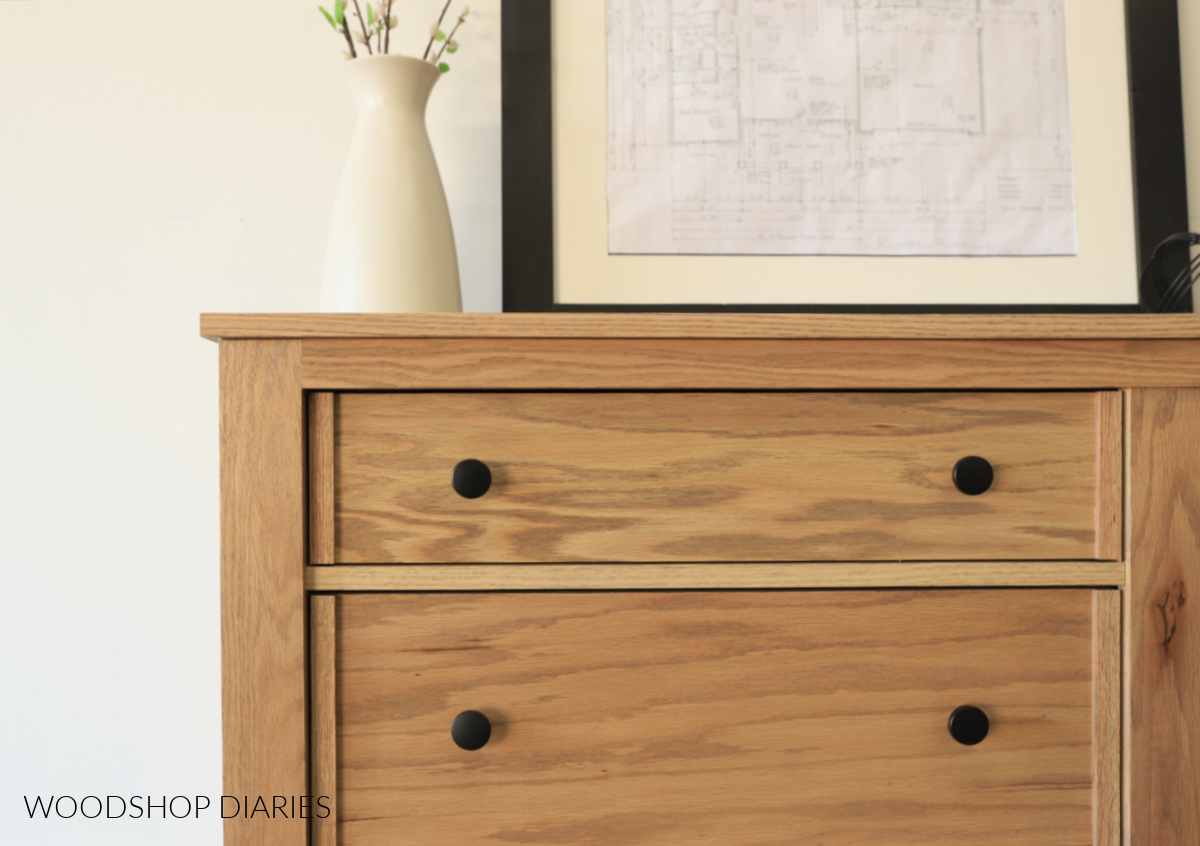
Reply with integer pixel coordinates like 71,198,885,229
202,314,1200,846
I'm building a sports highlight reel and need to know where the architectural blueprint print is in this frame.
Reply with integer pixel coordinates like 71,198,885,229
606,0,1078,257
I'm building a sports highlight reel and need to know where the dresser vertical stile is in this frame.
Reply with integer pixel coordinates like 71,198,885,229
218,340,307,846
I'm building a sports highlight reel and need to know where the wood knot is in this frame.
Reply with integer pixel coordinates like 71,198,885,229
1154,581,1187,648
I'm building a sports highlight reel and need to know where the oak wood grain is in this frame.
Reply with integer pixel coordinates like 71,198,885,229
1095,392,1124,561
300,338,1200,390
305,561,1126,592
335,590,1097,846
220,340,306,846
335,391,1101,563
201,312,1200,341
309,392,336,565
1094,590,1121,846
1127,389,1200,846
310,596,338,846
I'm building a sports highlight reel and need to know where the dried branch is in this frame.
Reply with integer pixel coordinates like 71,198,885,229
435,9,468,62
422,0,453,60
320,0,468,63
349,0,374,55
334,2,358,59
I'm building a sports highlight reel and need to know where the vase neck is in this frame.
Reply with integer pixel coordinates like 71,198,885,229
345,55,440,118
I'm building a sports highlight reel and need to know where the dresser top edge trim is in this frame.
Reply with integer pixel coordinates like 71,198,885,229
201,313,1200,342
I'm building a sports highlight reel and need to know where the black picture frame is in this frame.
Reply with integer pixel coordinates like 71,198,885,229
501,0,1190,313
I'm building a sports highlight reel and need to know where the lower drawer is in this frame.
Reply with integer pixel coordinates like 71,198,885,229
312,589,1116,846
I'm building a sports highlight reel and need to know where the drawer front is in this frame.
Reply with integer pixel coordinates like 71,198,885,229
328,392,1112,563
326,590,1103,845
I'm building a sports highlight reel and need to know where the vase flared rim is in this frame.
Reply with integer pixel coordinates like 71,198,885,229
348,53,439,71
344,53,441,90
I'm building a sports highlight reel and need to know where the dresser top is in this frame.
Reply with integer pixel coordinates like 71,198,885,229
201,312,1200,342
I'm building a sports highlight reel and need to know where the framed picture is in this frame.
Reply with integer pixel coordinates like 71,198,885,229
500,0,1190,312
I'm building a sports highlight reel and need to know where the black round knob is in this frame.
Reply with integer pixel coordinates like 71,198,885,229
948,705,990,746
451,710,492,750
451,459,492,499
952,456,994,496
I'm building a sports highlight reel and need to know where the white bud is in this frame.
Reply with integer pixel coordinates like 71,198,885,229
462,5,470,15
429,23,440,37
354,31,366,44
388,15,397,28
342,51,354,60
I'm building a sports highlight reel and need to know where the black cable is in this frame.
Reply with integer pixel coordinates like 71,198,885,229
1154,244,1199,308
1160,251,1200,313
1160,256,1198,312
1139,232,1200,312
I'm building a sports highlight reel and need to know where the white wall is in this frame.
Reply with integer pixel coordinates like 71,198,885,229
1,2,1198,844
0,1,500,843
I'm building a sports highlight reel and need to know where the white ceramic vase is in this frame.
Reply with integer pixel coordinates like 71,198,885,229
320,55,462,312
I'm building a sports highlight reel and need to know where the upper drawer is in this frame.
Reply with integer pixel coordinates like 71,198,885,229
321,392,1118,563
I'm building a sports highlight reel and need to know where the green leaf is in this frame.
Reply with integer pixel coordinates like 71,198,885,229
438,62,450,73
367,4,374,24
334,0,344,25
445,45,457,53
319,6,337,29
435,30,446,41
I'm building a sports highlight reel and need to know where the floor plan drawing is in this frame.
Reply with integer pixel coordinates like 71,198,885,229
606,0,1077,256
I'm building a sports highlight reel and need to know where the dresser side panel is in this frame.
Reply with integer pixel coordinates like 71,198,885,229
220,339,307,846
1127,388,1200,846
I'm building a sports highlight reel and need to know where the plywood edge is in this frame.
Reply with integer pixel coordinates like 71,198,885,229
310,595,337,846
308,393,335,565
1095,392,1124,560
1093,590,1121,846
201,313,1200,342
304,561,1126,592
